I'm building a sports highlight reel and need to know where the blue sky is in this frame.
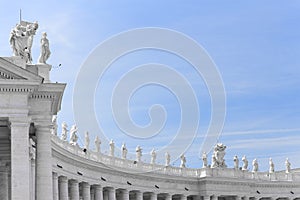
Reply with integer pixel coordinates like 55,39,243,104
0,1,299,171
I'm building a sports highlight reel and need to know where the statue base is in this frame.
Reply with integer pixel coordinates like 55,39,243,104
27,63,52,83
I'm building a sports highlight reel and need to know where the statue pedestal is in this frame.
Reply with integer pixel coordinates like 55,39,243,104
36,64,52,83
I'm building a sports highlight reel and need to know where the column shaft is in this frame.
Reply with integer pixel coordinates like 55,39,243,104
103,190,108,200
211,195,218,200
122,189,129,200
58,176,68,200
82,182,91,200
108,188,116,200
203,196,210,200
136,191,143,200
165,194,172,200
52,172,58,200
94,185,103,200
35,123,53,200
180,194,187,200
69,180,79,200
150,193,157,200
10,118,30,200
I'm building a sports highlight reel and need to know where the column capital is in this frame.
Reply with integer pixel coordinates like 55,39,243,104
9,116,31,126
81,181,90,188
58,176,68,183
69,179,79,184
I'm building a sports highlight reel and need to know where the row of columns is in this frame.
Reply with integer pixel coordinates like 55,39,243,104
54,173,198,200
52,174,296,200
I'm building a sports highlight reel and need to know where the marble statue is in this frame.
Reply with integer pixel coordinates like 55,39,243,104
202,152,208,168
252,159,258,172
165,152,170,166
29,138,36,160
211,155,217,168
109,140,115,157
84,131,90,150
242,155,248,171
24,47,32,64
285,158,291,173
94,136,101,153
121,143,128,159
150,149,157,164
9,21,38,60
69,124,78,145
61,122,68,141
269,158,274,173
180,154,186,168
51,115,58,135
211,143,227,168
233,155,239,170
136,145,142,162
38,32,51,64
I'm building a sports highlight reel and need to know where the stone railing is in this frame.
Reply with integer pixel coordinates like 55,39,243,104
51,135,300,182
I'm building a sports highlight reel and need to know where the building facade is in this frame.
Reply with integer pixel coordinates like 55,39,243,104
0,21,300,200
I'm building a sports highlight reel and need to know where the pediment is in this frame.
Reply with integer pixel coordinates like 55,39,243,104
0,57,43,82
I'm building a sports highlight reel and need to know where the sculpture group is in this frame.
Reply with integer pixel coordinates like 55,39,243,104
9,20,51,64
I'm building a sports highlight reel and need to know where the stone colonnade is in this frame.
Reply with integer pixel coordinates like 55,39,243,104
52,173,294,200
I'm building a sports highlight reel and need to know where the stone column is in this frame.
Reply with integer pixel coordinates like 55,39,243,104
10,117,30,200
35,119,53,200
136,191,143,200
69,179,79,200
165,194,172,200
236,196,243,200
194,196,201,200
82,182,91,200
211,195,218,200
90,186,95,200
94,185,103,200
203,195,211,200
30,155,36,200
0,164,9,200
58,176,68,200
52,172,58,200
180,194,187,200
121,189,129,200
107,187,116,200
103,190,108,200
150,192,157,200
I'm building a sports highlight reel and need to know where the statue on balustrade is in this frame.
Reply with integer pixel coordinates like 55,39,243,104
252,159,258,172
180,154,186,168
84,131,90,150
285,158,291,173
51,115,58,135
242,155,248,171
69,124,78,145
29,138,36,161
211,143,227,168
38,32,51,64
9,21,38,62
269,158,274,173
94,136,101,153
61,122,68,141
151,149,157,164
109,139,115,157
202,152,208,168
165,152,170,166
136,145,142,162
233,155,239,170
121,143,128,159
